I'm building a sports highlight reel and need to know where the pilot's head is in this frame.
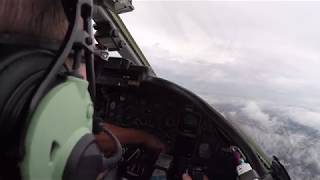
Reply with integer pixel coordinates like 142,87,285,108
0,0,88,78
0,1,94,179
0,0,68,41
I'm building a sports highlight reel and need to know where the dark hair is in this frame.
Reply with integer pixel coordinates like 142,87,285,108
0,0,68,41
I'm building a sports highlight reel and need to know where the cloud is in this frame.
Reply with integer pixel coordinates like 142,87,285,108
218,101,320,179
241,101,270,123
287,108,320,131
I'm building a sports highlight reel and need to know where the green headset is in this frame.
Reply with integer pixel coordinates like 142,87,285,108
0,0,122,179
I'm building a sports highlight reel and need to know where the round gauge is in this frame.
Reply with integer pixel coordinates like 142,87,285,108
180,113,199,134
165,117,177,128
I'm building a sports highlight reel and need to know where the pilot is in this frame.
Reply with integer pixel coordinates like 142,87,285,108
0,0,165,153
0,0,205,180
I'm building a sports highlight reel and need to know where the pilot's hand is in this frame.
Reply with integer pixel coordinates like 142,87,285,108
141,131,166,152
96,123,166,154
182,173,209,180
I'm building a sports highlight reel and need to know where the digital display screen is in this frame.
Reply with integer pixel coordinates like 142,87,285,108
181,113,199,133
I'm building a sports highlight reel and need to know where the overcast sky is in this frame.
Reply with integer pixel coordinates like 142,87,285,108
121,1,320,108
120,1,320,179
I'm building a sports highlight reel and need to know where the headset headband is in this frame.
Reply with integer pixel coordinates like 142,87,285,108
29,0,95,116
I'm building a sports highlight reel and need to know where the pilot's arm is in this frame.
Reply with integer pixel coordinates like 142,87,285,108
95,122,166,155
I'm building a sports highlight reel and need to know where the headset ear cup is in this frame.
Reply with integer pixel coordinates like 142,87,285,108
0,49,58,142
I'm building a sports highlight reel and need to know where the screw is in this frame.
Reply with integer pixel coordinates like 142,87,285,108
118,41,126,48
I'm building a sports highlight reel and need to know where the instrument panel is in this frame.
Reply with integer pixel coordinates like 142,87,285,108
95,85,237,180
96,87,204,152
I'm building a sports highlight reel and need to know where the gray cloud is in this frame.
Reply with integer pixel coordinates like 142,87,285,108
217,101,320,179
